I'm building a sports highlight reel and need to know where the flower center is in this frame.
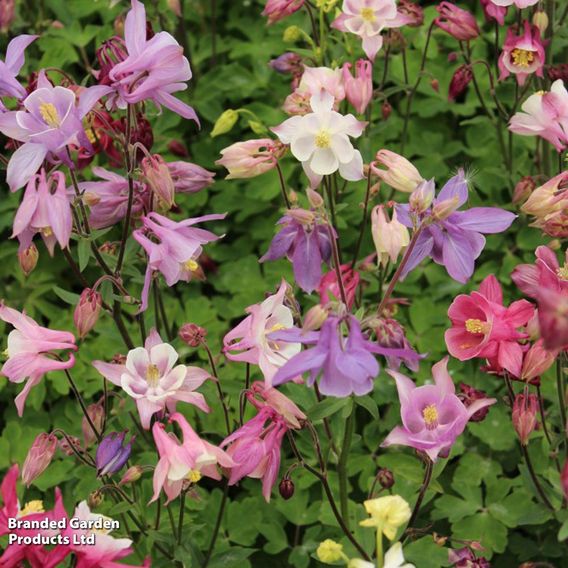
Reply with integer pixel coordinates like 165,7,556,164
511,48,535,68
557,264,568,280
465,318,489,335
422,404,438,430
19,500,45,517
39,102,61,127
315,130,332,149
360,7,375,22
186,469,202,484
183,259,199,272
146,364,161,387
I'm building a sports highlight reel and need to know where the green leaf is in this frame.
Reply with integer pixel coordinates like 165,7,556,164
53,286,81,305
307,397,350,422
208,547,256,568
78,239,91,272
355,395,379,420
452,512,508,556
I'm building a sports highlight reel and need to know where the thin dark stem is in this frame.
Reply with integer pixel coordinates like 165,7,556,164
202,482,229,567
406,457,433,530
64,369,101,442
275,162,291,209
351,166,373,268
167,502,178,542
337,408,355,528
52,429,96,468
154,495,162,530
177,490,186,545
203,343,231,435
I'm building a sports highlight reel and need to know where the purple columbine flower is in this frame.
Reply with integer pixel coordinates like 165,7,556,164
397,170,516,283
260,209,335,294
96,432,134,477
0,34,37,101
271,315,420,397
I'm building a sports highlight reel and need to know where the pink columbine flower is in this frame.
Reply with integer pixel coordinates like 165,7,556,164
223,280,301,387
382,357,496,461
216,138,285,179
272,91,366,188
499,22,545,86
332,0,410,62
262,0,305,24
0,302,77,416
448,64,473,101
0,34,37,100
248,380,307,428
509,80,568,152
342,60,373,114
93,329,210,429
371,149,424,193
0,71,111,190
167,160,215,194
445,275,534,378
21,432,58,487
319,263,360,309
151,412,233,504
12,169,72,256
480,0,507,26
132,211,226,311
107,0,198,123
435,2,480,41
489,0,538,7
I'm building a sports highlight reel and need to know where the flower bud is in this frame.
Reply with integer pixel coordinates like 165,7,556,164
561,460,568,502
167,161,215,195
430,78,440,93
397,0,424,27
82,403,105,447
279,477,295,500
141,154,175,210
410,179,435,214
74,288,102,339
371,149,423,193
513,176,536,205
371,205,410,267
512,393,538,446
381,101,392,120
119,465,144,485
532,10,549,35
0,0,15,33
167,0,182,17
302,304,328,332
18,243,39,276
58,435,83,457
179,323,207,347
307,188,324,208
458,384,491,422
432,196,460,221
435,2,480,41
317,539,346,564
167,140,189,157
96,432,134,477
342,59,373,115
283,25,302,43
216,139,282,179
88,489,104,509
287,208,315,225
318,264,360,309
270,52,303,75
521,340,556,382
211,109,239,137
547,64,568,83
448,65,473,102
22,433,57,487
377,467,395,489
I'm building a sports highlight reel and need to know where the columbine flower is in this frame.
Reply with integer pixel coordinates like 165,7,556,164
371,205,410,267
509,80,568,152
382,357,496,461
371,149,424,193
262,0,305,24
151,412,233,504
489,0,538,7
216,139,284,179
133,212,226,311
21,433,57,487
260,209,335,293
271,91,365,188
435,2,480,41
317,539,349,564
0,34,37,99
223,280,301,386
93,329,210,429
167,160,215,193
96,432,133,476
12,169,73,256
0,71,111,190
374,318,423,372
499,22,545,86
448,547,490,568
332,0,411,62
343,59,373,115
480,0,507,26
360,495,411,540
397,170,517,283
319,263,360,309
349,543,415,568
445,275,534,378
107,0,198,122
0,302,77,416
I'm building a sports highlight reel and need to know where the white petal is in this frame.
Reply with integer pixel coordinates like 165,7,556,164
338,150,364,181
291,135,316,161
330,133,354,163
309,147,338,175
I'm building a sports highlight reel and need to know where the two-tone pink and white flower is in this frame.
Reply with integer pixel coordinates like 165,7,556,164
499,22,545,86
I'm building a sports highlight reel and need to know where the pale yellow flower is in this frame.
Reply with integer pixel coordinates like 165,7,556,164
359,495,411,541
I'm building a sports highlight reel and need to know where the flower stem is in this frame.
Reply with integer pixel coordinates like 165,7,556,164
203,342,231,436
351,166,374,269
406,456,433,531
338,408,355,529
177,490,186,545
275,162,291,209
64,369,101,442
376,529,384,568
202,481,229,568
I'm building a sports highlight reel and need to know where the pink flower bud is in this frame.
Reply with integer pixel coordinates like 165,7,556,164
448,65,473,101
561,460,568,502
512,393,538,446
410,179,436,214
547,64,568,83
167,140,189,157
435,2,480,41
279,477,295,499
270,52,303,75
179,323,207,347
262,0,305,25
318,264,360,309
513,176,536,204
381,101,392,120
141,154,176,210
430,78,440,93
432,195,460,220
119,465,144,485
480,0,507,26
82,403,105,447
287,208,316,224
167,161,215,194
302,304,328,332
22,433,57,487
521,340,556,381
74,288,102,339
18,243,39,276
216,139,284,179
0,0,15,33
398,0,424,27
307,189,324,208
377,467,395,489
371,149,423,193
167,0,182,17
342,59,373,115
371,205,410,266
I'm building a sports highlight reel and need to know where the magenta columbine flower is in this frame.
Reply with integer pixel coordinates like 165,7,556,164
382,357,496,461
0,34,37,100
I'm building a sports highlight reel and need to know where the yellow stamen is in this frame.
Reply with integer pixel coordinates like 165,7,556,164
422,405,438,429
183,259,199,272
315,130,331,149
360,7,375,22
41,226,53,237
266,323,287,351
39,103,61,128
19,500,45,517
186,469,202,484
146,364,161,387
511,48,535,68
557,264,568,280
465,318,489,335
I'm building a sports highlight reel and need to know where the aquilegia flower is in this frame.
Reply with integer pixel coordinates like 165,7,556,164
216,138,285,179
271,91,365,188
96,432,133,476
489,0,538,7
223,280,301,386
360,495,411,540
0,34,37,100
480,0,507,26
0,302,77,416
397,170,517,283
0,71,111,190
107,0,198,122
343,59,373,115
382,357,496,461
262,0,305,24
133,211,226,311
434,2,480,41
445,274,535,377
93,329,210,428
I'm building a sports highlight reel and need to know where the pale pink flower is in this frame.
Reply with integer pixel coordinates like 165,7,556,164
223,281,301,386
499,22,545,86
93,329,210,429
371,149,424,193
262,0,305,24
343,59,373,114
216,138,284,179
0,34,37,99
167,160,215,193
0,302,77,416
490,0,538,7
371,205,410,266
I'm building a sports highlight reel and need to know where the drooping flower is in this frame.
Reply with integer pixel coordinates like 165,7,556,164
0,34,37,100
12,169,73,256
332,0,411,61
396,171,517,283
223,280,301,386
93,329,210,428
0,71,112,190
512,392,538,445
448,65,473,101
499,22,545,86
270,52,303,76
96,432,134,476
132,212,226,311
141,153,176,210
509,80,568,152
319,263,360,309
445,275,535,378
216,138,285,179
0,303,77,416
373,317,423,372
248,380,306,428
489,0,538,7
151,412,233,504
435,2,480,41
371,149,424,193
262,0,305,24
167,160,215,194
359,495,411,540
107,0,198,122
480,0,507,26
382,357,496,461
74,288,103,339
342,59,373,115
371,205,410,267
272,91,365,188
397,0,423,27
260,209,335,293
21,433,57,487
448,547,490,568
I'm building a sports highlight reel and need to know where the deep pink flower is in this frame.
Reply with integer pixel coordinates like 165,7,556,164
21,432,57,487
448,65,473,101
0,34,37,100
435,2,480,41
536,260,568,351
343,59,373,114
445,275,534,378
0,303,77,416
480,0,507,26
382,357,496,461
151,412,233,504
319,264,360,309
248,380,306,429
133,212,226,311
94,329,209,429
12,169,72,256
499,22,545,86
262,0,305,24
108,0,198,122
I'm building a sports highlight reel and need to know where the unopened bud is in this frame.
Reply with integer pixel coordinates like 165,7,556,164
430,78,439,93
410,179,435,214
167,0,182,17
377,467,395,489
279,477,295,500
248,120,267,135
512,393,538,446
288,189,298,204
381,101,392,120
211,109,239,138
119,465,144,485
532,10,548,35
303,304,328,332
18,243,39,276
167,140,189,157
22,433,57,487
307,188,324,208
179,323,207,347
74,288,102,339
283,25,302,43
521,340,556,381
142,154,175,210
432,196,460,220
88,489,104,509
513,176,536,205
287,208,315,224
82,403,105,447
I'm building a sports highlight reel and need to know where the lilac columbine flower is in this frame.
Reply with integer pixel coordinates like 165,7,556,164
107,0,198,123
260,209,335,294
133,211,226,311
0,71,112,190
96,432,134,477
382,357,496,461
167,161,215,194
397,170,516,283
271,315,420,397
0,34,37,101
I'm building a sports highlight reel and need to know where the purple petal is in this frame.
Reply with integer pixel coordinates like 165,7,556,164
436,170,468,208
292,230,322,293
442,229,476,284
259,225,297,262
449,208,516,234
399,229,434,280
272,348,327,386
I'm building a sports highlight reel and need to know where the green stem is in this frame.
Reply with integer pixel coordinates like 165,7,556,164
338,408,355,528
202,482,229,567
64,369,101,442
376,530,384,568
177,490,186,545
